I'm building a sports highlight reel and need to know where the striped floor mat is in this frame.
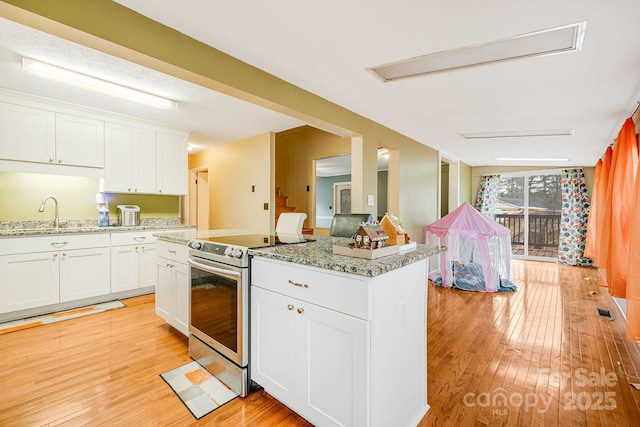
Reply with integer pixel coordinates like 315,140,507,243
0,300,125,335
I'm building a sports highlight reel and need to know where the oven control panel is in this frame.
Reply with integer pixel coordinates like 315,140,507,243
188,240,244,259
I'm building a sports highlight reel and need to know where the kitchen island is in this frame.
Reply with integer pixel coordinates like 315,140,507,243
249,237,442,427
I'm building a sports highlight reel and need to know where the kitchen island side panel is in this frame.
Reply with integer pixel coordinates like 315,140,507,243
370,258,429,427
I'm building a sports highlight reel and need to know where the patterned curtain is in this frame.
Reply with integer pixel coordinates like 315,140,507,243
475,175,500,219
557,168,593,266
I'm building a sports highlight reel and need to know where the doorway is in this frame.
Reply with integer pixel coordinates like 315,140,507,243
496,171,562,260
189,167,210,231
333,182,352,214
196,170,209,230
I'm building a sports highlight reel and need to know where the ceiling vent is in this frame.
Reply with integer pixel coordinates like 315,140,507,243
367,22,587,82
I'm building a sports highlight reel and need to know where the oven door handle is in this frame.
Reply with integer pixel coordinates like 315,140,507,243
187,258,242,278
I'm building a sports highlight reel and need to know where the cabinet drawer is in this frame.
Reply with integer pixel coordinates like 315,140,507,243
251,258,370,320
110,230,159,246
0,233,110,255
156,240,188,264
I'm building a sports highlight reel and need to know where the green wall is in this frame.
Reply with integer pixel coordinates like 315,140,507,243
0,172,179,221
459,161,472,205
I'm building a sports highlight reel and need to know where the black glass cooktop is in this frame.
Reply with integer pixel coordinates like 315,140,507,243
196,233,314,248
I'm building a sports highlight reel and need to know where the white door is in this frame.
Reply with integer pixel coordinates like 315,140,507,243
173,262,190,336
59,247,110,302
157,132,188,195
302,301,368,427
111,245,139,293
0,252,59,313
55,113,104,168
333,182,351,214
155,260,174,322
132,128,157,193
104,123,134,192
139,245,158,289
0,102,55,164
251,287,300,407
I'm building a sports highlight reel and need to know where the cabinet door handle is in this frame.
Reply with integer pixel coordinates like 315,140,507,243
287,304,294,311
166,263,174,268
297,307,305,314
288,279,309,289
168,250,177,254
52,253,58,259
58,159,62,164
133,237,146,242
51,242,68,248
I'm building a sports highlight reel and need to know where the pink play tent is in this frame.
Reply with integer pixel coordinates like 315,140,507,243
425,202,516,292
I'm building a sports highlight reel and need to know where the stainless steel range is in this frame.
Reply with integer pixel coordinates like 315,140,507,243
186,233,307,397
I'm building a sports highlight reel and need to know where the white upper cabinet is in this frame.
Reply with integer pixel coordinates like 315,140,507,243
104,123,157,193
0,91,189,184
105,125,187,195
0,102,55,164
0,103,104,169
156,132,188,195
55,113,104,168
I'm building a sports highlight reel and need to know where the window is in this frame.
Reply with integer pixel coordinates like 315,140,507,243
496,171,561,260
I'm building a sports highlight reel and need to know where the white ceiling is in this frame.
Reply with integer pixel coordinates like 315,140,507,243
111,0,640,167
0,17,305,153
3,1,640,167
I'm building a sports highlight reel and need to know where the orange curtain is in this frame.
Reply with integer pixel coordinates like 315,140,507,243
602,118,638,298
584,158,602,259
628,153,640,343
588,147,613,268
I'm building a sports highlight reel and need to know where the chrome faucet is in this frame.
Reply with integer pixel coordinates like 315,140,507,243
38,196,61,228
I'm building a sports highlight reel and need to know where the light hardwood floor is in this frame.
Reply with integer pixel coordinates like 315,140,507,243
1,260,639,426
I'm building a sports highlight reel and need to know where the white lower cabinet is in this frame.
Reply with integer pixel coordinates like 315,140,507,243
251,257,429,427
155,240,189,336
59,247,110,302
110,231,158,293
0,251,59,313
0,234,110,313
251,286,368,426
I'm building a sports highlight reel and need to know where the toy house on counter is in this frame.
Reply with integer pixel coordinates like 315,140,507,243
380,213,410,245
352,224,389,249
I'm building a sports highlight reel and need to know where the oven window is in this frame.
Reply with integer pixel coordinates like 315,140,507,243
191,267,238,352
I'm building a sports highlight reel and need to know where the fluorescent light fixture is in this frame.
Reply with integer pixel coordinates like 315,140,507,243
462,129,575,139
368,22,587,82
494,157,570,162
22,57,178,110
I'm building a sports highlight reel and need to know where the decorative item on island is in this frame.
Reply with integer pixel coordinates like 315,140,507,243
352,223,389,249
332,215,415,259
380,212,410,245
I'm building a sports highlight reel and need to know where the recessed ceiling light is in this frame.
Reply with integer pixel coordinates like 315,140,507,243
21,57,178,110
368,22,587,82
494,157,570,162
462,129,575,139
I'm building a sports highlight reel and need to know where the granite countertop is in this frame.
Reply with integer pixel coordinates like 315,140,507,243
154,228,256,244
0,219,195,238
249,236,444,277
